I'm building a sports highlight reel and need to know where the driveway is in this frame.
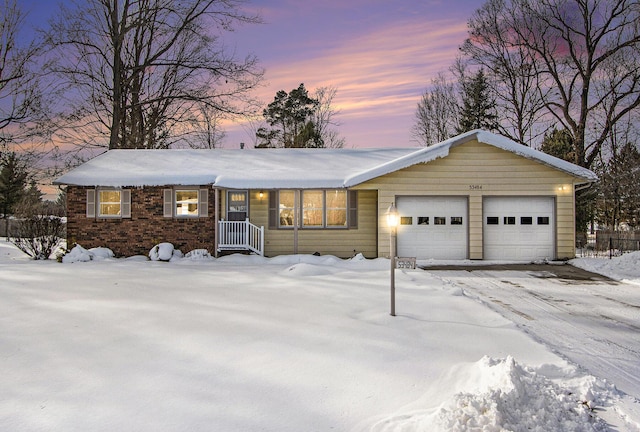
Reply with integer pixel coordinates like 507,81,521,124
421,263,640,402
421,262,616,281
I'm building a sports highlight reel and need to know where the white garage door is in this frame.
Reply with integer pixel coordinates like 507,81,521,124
483,197,555,261
396,197,468,260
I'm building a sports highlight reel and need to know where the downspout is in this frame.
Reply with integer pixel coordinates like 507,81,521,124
574,182,593,192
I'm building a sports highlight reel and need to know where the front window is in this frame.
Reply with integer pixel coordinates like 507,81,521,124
99,190,121,216
277,189,351,229
176,190,199,216
326,190,347,227
303,190,324,227
279,190,296,226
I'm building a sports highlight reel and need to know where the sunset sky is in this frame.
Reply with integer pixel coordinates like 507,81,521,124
21,0,481,149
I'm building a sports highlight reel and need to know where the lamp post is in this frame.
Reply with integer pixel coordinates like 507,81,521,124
386,202,399,316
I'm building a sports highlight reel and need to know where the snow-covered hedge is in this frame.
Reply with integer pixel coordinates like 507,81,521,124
62,245,115,263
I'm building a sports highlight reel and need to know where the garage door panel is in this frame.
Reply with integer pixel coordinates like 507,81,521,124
397,197,468,260
484,197,554,261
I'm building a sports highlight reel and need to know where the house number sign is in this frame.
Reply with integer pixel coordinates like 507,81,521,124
395,257,416,269
469,184,483,190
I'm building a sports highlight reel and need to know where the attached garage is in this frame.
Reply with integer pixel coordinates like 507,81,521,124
396,196,468,260
483,197,555,261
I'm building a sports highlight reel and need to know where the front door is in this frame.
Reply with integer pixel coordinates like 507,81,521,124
227,190,248,221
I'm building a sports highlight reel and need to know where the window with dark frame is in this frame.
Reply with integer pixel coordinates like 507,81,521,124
434,216,446,225
504,216,516,225
487,216,499,225
521,216,533,225
537,216,550,225
451,216,463,225
418,216,429,225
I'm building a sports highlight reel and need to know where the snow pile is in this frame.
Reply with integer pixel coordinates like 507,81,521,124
375,357,608,432
184,249,212,260
571,251,640,285
62,245,114,263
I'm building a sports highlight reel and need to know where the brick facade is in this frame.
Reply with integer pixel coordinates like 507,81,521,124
66,186,216,257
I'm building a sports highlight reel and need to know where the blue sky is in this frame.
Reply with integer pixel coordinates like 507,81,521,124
21,0,481,148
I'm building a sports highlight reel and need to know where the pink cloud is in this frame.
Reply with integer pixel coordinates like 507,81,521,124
226,17,468,147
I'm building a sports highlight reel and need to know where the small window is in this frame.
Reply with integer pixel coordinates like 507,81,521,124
487,216,499,225
434,217,446,225
176,190,199,216
537,216,550,225
504,216,516,225
521,216,533,225
99,190,122,216
400,216,413,225
92,189,131,218
164,188,208,218
451,216,463,225
418,216,429,225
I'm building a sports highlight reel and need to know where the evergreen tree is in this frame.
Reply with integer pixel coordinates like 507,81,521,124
456,69,499,134
540,128,575,161
0,152,28,217
15,180,43,216
256,84,322,148
597,142,640,229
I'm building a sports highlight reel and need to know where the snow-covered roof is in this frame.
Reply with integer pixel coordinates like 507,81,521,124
54,130,597,188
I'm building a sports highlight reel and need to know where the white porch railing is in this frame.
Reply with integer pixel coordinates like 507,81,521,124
218,219,264,256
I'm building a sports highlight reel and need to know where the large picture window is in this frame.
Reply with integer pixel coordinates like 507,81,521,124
271,189,355,229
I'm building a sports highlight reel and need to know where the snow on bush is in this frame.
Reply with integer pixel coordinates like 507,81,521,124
149,242,176,261
62,245,114,263
90,247,115,260
184,249,211,260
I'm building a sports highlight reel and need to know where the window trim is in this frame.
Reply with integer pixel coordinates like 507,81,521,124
163,187,209,218
270,189,356,230
87,188,131,219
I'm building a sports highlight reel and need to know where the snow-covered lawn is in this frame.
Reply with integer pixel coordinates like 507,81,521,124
1,240,639,431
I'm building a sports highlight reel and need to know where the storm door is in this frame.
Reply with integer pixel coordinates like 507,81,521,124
227,190,248,221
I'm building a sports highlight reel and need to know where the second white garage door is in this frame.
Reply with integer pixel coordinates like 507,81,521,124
483,197,555,261
396,196,468,260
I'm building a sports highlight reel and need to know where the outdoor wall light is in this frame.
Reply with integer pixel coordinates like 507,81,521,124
259,191,264,200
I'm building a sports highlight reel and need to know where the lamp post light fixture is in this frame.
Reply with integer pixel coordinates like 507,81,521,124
386,202,399,316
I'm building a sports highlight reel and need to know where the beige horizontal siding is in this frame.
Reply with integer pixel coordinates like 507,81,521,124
354,140,581,259
254,190,378,258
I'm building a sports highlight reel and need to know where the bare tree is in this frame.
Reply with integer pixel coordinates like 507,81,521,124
461,0,547,146
313,86,345,148
183,101,227,148
412,73,459,146
0,0,43,148
45,0,263,153
463,0,640,168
